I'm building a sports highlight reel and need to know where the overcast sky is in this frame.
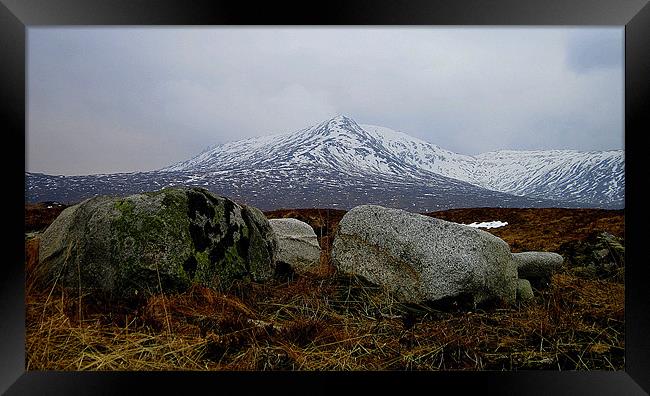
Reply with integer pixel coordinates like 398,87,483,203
27,27,623,176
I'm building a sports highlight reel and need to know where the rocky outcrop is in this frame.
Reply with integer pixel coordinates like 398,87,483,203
331,205,518,305
269,218,321,274
38,187,278,299
558,231,624,281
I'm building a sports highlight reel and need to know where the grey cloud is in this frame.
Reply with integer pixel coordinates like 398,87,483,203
27,27,623,175
566,28,623,72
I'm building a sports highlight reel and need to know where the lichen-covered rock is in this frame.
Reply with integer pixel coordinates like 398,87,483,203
269,218,321,274
331,205,518,306
37,187,277,299
513,251,564,287
516,279,534,302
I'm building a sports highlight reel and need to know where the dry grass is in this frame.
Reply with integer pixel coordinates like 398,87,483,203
26,206,625,371
26,261,624,371
423,207,624,253
25,202,69,233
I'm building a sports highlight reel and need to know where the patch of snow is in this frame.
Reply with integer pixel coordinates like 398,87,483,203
462,221,508,229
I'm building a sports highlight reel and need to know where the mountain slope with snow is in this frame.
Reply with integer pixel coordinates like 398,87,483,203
360,124,481,184
360,123,624,207
472,150,624,206
164,116,436,178
26,116,624,210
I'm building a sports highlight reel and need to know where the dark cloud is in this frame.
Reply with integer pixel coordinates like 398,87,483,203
27,27,623,175
566,28,623,72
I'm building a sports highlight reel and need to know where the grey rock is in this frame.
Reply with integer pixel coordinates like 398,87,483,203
38,187,277,299
269,218,321,274
516,279,534,301
513,252,563,284
558,231,624,281
331,205,518,305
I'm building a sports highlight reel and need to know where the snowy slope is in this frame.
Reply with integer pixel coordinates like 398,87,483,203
164,116,433,178
360,124,481,184
26,115,624,209
472,150,624,206
360,123,624,207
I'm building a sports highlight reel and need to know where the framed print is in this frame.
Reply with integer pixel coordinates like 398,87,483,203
2,0,649,394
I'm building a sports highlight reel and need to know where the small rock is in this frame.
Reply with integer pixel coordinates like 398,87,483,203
269,218,321,274
513,251,563,287
516,279,534,301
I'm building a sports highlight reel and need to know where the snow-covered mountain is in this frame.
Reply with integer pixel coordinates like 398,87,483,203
26,115,624,210
359,123,624,207
360,124,481,183
163,116,426,177
472,150,623,207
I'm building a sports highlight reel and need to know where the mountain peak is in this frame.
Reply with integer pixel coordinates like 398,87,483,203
303,115,367,139
325,115,358,129
330,114,354,122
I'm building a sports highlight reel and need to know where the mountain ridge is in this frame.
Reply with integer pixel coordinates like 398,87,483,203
162,115,624,207
26,115,624,210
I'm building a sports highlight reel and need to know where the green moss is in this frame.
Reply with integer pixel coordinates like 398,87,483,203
221,244,249,285
114,199,135,215
160,188,188,208
194,243,240,288
69,187,275,298
226,244,247,268
243,225,272,279
189,250,212,284
109,190,195,296
213,202,225,223
195,250,210,269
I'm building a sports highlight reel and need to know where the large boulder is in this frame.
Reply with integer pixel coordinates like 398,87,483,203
37,187,278,299
331,205,518,305
269,218,321,274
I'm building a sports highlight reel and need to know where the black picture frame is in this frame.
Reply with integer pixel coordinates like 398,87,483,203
2,0,649,394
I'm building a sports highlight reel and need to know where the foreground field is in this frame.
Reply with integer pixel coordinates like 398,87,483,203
25,206,624,371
